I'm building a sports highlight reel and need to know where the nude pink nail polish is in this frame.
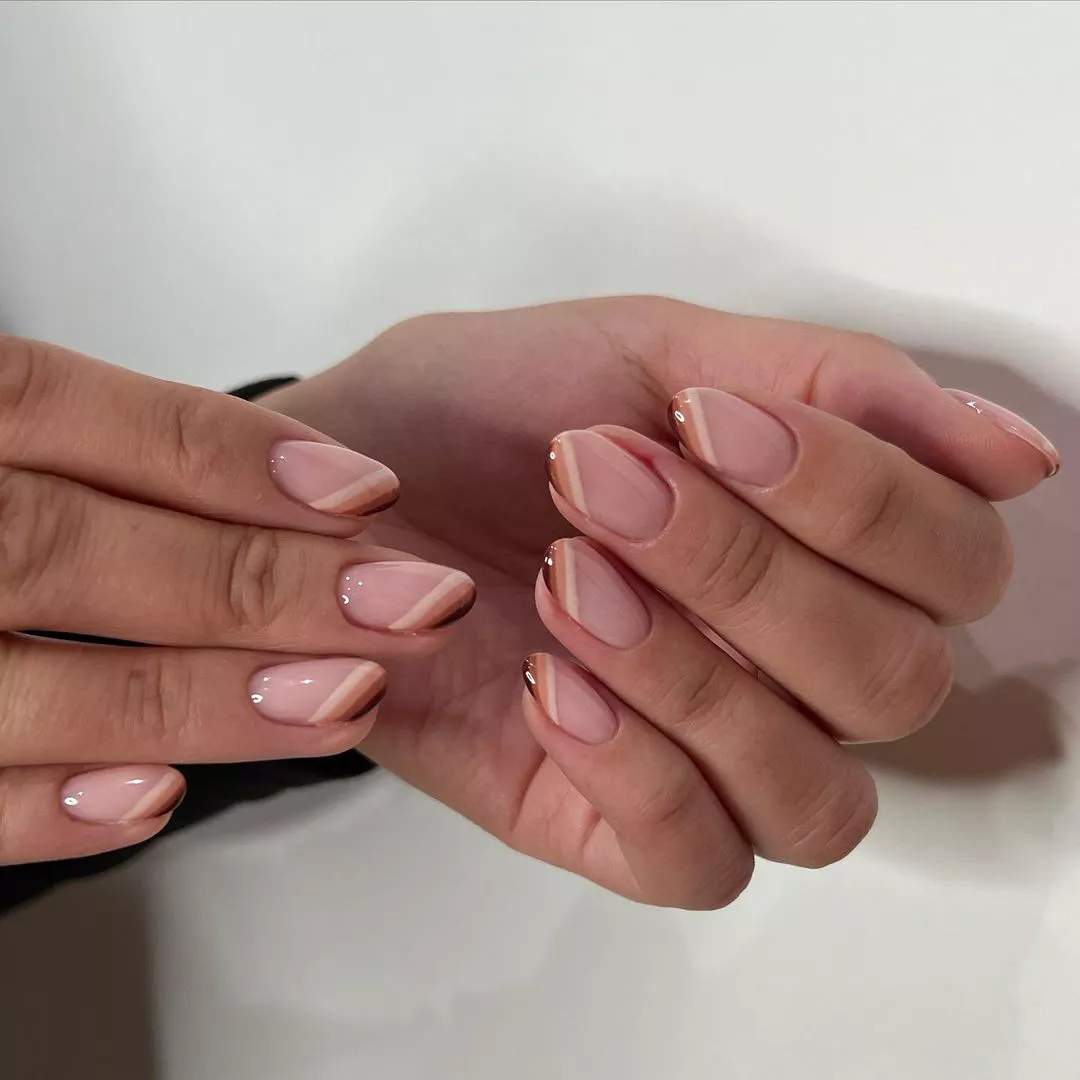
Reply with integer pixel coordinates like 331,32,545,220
945,389,1060,477
543,539,650,648
249,658,387,726
547,430,673,540
523,654,619,745
61,766,186,824
670,388,797,487
339,561,476,631
270,440,400,515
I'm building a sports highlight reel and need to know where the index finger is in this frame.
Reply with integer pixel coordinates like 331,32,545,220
0,336,398,535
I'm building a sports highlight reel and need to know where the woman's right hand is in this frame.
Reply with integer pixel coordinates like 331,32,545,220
0,336,475,865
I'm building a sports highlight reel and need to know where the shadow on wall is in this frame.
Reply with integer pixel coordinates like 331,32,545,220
1,171,1079,1078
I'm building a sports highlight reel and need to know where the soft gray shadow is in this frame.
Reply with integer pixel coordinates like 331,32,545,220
0,865,157,1079
859,634,1068,781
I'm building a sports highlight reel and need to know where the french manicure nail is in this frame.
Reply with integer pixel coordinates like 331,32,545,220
340,561,476,631
523,654,619,745
547,430,673,541
270,440,400,515
670,388,797,487
543,539,650,649
250,658,387,726
945,389,1060,477
61,765,186,824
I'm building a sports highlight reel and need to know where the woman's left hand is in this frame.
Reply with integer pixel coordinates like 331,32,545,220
264,298,1052,908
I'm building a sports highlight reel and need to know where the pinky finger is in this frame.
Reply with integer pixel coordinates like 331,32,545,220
522,654,753,910
0,764,185,865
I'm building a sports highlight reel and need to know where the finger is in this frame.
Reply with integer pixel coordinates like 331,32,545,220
0,335,399,536
0,636,387,765
547,428,953,741
521,654,753,910
669,388,1012,624
0,764,183,865
537,539,877,867
596,298,1059,500
0,468,474,657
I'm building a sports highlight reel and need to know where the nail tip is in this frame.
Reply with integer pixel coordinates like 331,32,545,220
157,782,187,817
521,654,540,693
430,587,477,629
350,684,387,721
358,489,401,517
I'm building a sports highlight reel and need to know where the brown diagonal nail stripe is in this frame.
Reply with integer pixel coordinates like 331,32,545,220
311,466,400,515
396,570,476,631
546,434,587,509
311,662,388,725
522,653,560,721
668,389,717,467
127,771,187,821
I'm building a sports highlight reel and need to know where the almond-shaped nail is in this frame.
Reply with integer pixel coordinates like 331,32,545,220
340,561,476,631
945,390,1060,477
523,654,619,745
61,765,186,824
547,430,673,541
250,658,387,726
270,440,400,515
670,388,796,487
543,539,650,649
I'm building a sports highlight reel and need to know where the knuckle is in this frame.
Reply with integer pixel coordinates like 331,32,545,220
858,623,954,740
0,469,82,620
116,651,185,748
215,526,294,637
688,513,780,622
633,766,704,834
823,457,911,558
155,392,241,498
946,510,1014,625
677,849,755,911
779,772,878,868
0,336,58,426
663,658,745,741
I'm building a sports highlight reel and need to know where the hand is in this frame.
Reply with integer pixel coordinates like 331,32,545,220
264,297,1056,908
0,337,474,865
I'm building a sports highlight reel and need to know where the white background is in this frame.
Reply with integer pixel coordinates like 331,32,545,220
2,2,1080,1077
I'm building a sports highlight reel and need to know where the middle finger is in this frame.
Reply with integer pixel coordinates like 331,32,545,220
0,468,475,658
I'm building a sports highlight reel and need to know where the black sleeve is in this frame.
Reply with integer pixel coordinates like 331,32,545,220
0,376,377,916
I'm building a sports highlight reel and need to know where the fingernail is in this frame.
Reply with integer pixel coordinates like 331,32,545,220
547,430,673,541
270,440,400,515
340,561,476,631
945,390,1060,477
61,765,186,824
523,654,619,745
250,658,387,726
543,539,650,649
669,388,797,487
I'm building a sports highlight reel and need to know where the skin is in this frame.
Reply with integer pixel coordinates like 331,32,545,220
0,298,1049,904
256,296,1047,908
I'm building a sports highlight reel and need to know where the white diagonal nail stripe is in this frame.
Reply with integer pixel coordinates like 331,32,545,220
388,570,472,631
310,662,383,724
309,467,397,512
125,773,181,821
